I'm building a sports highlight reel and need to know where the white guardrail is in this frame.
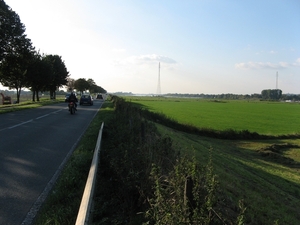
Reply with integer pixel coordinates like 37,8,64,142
75,122,104,225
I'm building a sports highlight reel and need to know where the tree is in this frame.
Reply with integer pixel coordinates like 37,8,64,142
74,78,89,95
86,78,107,93
26,52,52,101
89,84,107,94
89,84,99,93
261,89,282,100
87,78,96,88
0,0,34,103
0,0,27,61
43,54,69,99
74,78,107,94
66,77,75,92
0,51,30,103
0,39,34,103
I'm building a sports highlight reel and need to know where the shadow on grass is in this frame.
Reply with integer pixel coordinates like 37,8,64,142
255,143,300,168
224,152,300,224
160,123,300,224
178,132,300,224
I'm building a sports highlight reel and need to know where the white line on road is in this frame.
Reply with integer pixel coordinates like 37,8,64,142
8,120,33,129
1,109,64,132
36,114,50,120
53,109,64,113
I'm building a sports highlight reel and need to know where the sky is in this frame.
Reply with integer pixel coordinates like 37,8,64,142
2,0,300,94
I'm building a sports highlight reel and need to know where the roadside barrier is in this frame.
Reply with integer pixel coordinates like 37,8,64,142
75,122,104,225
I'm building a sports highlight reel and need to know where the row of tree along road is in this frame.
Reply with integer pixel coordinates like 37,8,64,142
0,1,106,103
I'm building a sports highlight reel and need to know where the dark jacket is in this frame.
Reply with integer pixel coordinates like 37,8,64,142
68,93,78,102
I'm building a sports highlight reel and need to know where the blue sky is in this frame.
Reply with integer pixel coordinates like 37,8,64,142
3,0,300,94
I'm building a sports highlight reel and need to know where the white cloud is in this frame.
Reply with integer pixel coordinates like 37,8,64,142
235,58,300,70
294,58,300,65
235,61,285,70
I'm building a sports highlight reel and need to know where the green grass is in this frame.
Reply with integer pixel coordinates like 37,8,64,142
0,96,65,114
123,96,300,224
156,124,300,224
126,97,300,135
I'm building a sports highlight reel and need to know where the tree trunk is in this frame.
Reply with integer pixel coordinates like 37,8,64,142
32,90,36,102
50,90,54,99
16,88,21,103
36,90,40,101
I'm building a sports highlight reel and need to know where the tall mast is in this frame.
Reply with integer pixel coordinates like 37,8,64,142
156,62,161,95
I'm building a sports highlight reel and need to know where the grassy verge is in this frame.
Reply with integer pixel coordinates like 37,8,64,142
33,101,114,225
0,97,65,114
91,96,245,224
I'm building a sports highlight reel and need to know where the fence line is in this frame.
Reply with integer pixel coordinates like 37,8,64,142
75,122,104,225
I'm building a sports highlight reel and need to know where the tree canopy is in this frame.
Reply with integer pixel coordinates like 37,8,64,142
261,89,282,100
0,0,29,61
66,78,75,92
43,54,69,99
74,78,89,95
0,0,106,102
0,0,35,102
26,52,52,101
74,78,106,95
0,1,69,101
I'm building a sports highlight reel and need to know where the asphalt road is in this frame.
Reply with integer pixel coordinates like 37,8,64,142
0,100,103,225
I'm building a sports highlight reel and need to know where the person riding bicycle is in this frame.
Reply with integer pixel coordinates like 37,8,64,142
68,92,78,110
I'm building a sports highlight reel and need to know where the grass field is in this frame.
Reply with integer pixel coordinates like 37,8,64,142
126,97,300,135
123,96,300,224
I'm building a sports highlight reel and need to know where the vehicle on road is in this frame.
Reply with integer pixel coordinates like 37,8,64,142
68,102,76,114
80,94,93,105
96,94,103,100
65,94,70,102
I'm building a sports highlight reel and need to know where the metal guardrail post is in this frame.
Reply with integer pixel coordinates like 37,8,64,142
75,122,104,225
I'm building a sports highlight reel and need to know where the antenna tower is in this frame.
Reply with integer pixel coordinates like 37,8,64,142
156,62,161,95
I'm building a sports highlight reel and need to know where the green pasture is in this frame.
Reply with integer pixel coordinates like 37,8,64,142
126,97,300,135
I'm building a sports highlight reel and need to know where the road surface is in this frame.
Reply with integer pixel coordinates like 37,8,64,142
0,100,103,225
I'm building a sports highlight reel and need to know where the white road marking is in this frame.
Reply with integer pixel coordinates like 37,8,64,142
1,109,65,131
36,114,50,120
8,120,33,129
